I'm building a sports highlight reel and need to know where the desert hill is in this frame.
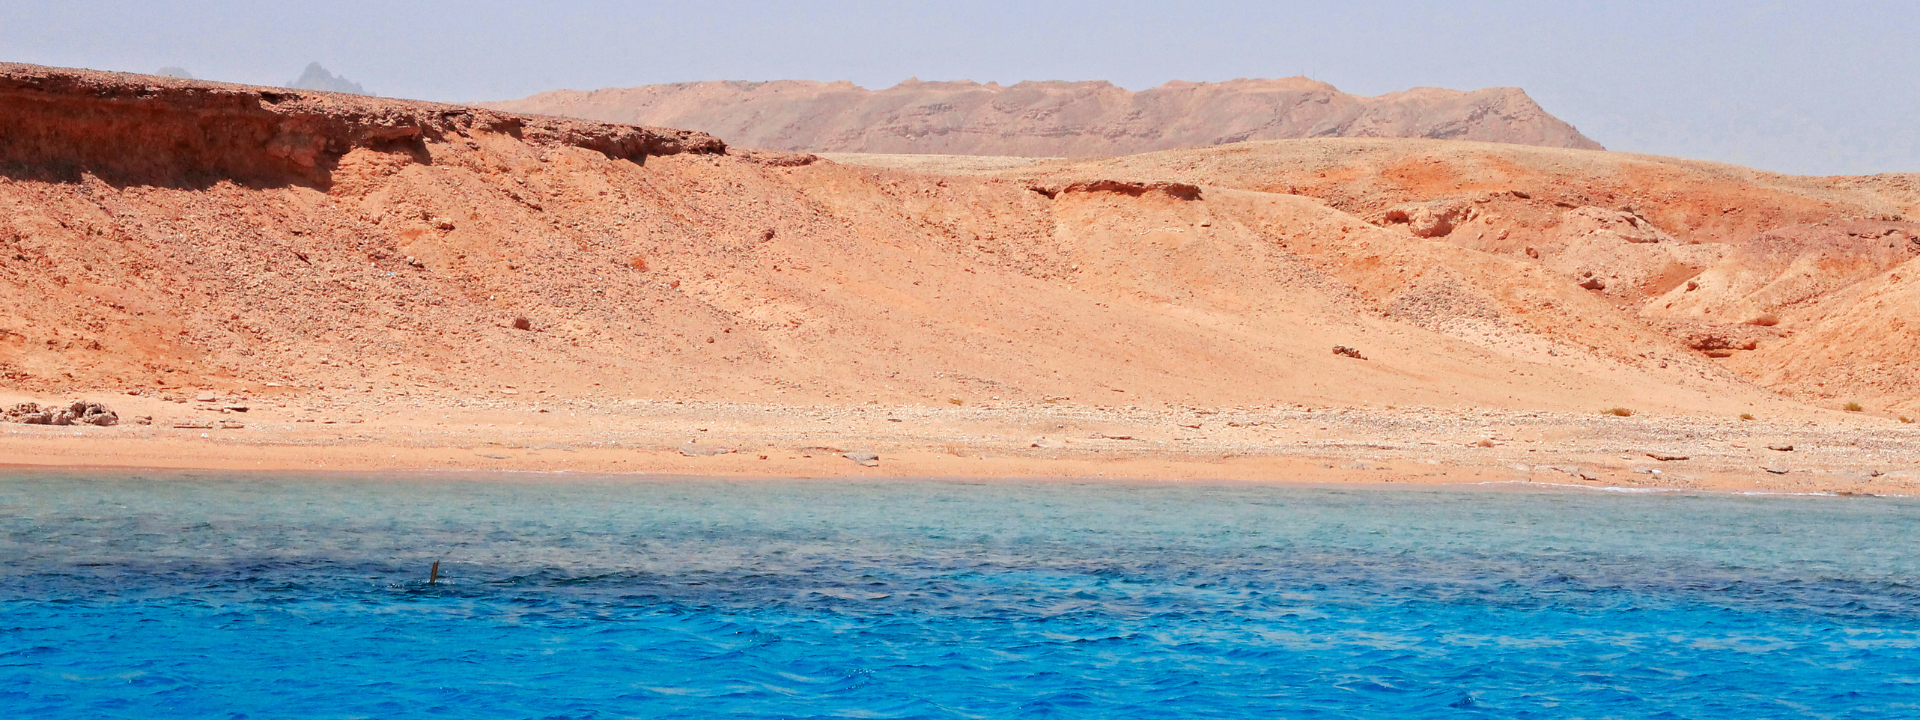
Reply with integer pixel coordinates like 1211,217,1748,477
1,63,1915,427
480,78,1603,157
845,142,1920,411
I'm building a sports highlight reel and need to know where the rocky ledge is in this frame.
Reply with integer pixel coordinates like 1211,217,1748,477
0,63,726,188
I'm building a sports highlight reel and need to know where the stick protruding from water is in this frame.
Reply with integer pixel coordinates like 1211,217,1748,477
429,560,441,586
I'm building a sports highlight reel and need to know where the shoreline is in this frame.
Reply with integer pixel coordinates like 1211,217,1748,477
3,396,1914,496
0,461,1903,500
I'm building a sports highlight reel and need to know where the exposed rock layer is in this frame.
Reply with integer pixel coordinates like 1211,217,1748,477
0,63,723,188
482,78,1603,157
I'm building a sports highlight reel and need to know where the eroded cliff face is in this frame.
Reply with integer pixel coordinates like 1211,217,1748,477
481,77,1604,157
0,63,723,188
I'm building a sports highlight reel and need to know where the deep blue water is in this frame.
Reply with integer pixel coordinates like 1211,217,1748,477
2,471,1918,719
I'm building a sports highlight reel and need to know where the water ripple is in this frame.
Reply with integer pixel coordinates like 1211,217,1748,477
1,471,1917,718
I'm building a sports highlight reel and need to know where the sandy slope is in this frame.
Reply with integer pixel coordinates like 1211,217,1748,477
1,65,1915,485
839,141,1920,412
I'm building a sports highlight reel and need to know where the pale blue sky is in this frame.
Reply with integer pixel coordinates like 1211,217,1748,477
3,1,1914,176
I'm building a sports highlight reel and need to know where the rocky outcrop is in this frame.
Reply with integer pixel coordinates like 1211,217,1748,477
1557,207,1678,245
482,78,1603,157
1373,199,1474,238
4,401,117,426
1030,180,1203,200
0,63,724,188
1646,219,1920,321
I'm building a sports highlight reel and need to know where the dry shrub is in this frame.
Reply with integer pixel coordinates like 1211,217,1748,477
1604,407,1633,417
1739,413,1755,421
1844,402,1864,412
947,397,964,406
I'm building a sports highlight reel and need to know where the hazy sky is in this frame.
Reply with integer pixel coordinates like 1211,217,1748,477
4,1,1915,176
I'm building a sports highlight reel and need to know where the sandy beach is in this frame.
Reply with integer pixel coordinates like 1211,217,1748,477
6,388,1914,496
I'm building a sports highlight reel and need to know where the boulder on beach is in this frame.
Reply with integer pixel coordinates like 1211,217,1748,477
4,401,119,426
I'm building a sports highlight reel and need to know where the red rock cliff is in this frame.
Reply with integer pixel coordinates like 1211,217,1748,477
0,63,723,188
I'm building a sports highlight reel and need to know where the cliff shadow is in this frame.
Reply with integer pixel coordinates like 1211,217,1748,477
0,92,432,192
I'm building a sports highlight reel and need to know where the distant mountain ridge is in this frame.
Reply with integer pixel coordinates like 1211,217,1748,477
482,77,1603,156
287,62,369,96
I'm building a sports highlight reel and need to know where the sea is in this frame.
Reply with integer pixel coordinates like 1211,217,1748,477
2,470,1916,719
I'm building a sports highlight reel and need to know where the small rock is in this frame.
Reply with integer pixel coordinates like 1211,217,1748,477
1763,467,1790,475
1578,471,1600,481
512,317,532,331
843,452,880,467
1475,439,1497,448
1332,345,1366,360
1579,277,1607,290
5,402,44,423
1646,452,1690,462
1768,444,1794,452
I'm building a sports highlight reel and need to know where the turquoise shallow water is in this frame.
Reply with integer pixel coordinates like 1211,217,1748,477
2,471,1918,719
